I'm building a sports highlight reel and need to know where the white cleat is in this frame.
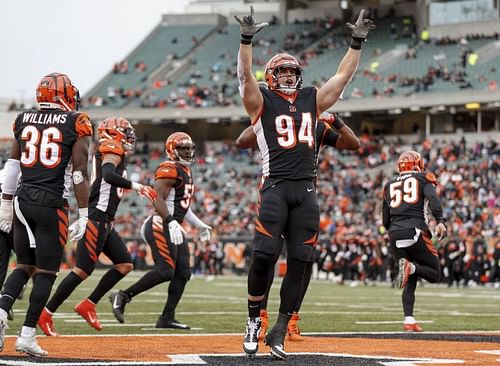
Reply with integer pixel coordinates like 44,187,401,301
243,317,261,356
15,335,48,357
0,318,8,352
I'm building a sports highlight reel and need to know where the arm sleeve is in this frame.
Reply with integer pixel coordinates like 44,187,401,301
382,197,391,230
184,208,206,228
423,183,445,223
102,163,132,189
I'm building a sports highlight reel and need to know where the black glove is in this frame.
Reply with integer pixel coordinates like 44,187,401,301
345,9,376,50
234,5,269,44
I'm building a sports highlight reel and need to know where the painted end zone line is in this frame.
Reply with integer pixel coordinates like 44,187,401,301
356,320,435,325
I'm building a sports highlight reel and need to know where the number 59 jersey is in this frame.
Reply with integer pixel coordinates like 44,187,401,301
13,110,93,207
382,171,440,233
155,161,194,223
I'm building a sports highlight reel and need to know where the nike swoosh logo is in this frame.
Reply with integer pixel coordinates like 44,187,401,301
113,296,120,309
307,188,313,192
88,313,96,323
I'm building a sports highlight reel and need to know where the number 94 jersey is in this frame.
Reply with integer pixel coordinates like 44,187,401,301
382,171,442,233
155,161,194,223
13,110,92,207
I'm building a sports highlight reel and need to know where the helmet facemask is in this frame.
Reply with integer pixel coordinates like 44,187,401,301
272,65,303,95
174,141,196,165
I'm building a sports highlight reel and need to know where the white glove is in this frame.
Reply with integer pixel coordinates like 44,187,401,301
168,219,186,245
68,208,89,243
198,224,212,242
0,199,14,233
435,222,447,242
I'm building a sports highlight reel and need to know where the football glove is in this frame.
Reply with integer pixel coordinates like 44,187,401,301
435,222,447,242
168,219,186,245
345,9,376,41
131,182,158,202
68,208,88,243
0,199,13,233
234,5,269,38
198,223,212,242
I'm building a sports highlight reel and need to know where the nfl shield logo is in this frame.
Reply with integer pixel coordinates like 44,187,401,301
289,105,296,112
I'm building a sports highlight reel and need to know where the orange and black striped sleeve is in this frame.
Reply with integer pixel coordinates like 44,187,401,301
75,113,93,138
156,161,178,180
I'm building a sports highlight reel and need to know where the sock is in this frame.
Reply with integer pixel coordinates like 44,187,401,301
46,271,83,313
404,316,416,324
24,273,56,328
161,275,187,317
20,325,36,338
248,299,261,319
88,268,125,304
124,270,169,299
0,268,30,312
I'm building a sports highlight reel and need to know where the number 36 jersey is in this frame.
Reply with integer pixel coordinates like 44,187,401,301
252,86,318,180
13,110,93,207
382,171,444,233
155,161,194,223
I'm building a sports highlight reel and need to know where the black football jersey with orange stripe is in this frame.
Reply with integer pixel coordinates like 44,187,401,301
253,86,318,180
155,161,194,223
13,110,93,207
89,140,127,221
382,172,444,233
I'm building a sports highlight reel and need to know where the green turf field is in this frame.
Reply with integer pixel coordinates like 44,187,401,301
7,269,500,335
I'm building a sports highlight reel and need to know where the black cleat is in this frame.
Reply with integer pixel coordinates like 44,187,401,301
109,290,130,323
264,326,287,360
156,315,191,329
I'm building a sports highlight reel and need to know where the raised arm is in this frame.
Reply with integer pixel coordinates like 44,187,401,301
235,6,268,121
316,9,375,113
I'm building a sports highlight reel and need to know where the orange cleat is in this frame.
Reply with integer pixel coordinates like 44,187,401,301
38,308,59,337
258,309,268,341
397,258,412,289
75,298,102,331
404,323,423,332
287,312,305,341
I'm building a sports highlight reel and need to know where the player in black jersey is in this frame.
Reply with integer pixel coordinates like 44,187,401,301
382,151,447,332
0,73,92,357
109,132,211,329
235,5,374,358
38,116,157,337
236,112,359,342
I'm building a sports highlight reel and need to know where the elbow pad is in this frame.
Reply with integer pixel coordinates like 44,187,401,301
102,163,132,189
2,159,21,195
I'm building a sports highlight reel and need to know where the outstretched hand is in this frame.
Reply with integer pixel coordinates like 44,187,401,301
435,222,447,242
345,9,376,41
234,5,269,37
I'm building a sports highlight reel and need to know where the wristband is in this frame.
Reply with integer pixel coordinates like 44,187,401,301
350,38,363,50
332,117,345,130
78,207,88,219
241,34,253,45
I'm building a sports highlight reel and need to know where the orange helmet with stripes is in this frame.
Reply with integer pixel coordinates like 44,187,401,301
165,132,195,165
97,116,136,152
264,53,303,93
36,72,80,111
398,150,424,173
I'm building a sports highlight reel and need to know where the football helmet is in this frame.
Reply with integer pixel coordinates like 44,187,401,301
36,72,80,111
264,53,303,94
398,150,424,173
97,116,136,152
165,132,195,165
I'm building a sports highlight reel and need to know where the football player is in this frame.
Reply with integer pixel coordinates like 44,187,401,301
235,5,374,359
109,132,211,329
38,116,157,336
382,151,447,332
236,112,359,342
0,73,92,356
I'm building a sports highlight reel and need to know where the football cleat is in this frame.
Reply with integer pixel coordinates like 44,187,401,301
264,326,287,360
243,317,261,356
38,308,59,337
75,298,102,331
156,315,190,329
109,290,130,323
15,335,48,357
404,323,423,332
287,312,305,341
397,258,412,289
258,309,268,341
0,317,8,352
